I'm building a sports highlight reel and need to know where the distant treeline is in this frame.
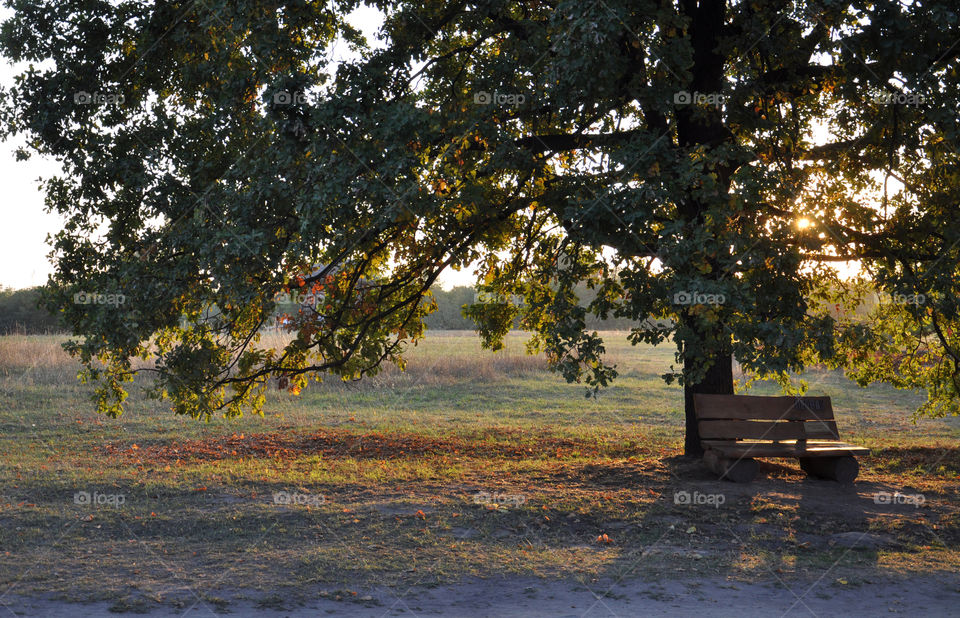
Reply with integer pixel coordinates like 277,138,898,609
0,287,63,334
423,285,639,331
0,282,884,336
0,284,638,335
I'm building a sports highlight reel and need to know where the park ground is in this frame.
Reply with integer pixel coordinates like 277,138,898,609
0,331,958,616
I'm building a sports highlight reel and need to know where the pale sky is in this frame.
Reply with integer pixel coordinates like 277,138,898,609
0,11,66,290
0,118,65,289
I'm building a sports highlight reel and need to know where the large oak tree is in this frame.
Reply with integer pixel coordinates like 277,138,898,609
3,0,960,455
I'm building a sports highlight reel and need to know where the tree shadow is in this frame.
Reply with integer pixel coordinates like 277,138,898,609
1,444,956,611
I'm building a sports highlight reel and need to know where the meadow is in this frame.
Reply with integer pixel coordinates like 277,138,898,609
0,331,957,613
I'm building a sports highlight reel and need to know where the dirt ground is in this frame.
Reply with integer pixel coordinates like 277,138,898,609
2,455,958,617
3,572,959,616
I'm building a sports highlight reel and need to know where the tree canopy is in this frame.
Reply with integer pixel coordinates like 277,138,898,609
3,1,960,451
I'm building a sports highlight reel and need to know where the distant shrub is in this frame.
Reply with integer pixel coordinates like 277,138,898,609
0,286,65,334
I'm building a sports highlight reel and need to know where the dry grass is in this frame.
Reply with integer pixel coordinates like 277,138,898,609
0,331,551,389
0,334,81,386
0,334,77,371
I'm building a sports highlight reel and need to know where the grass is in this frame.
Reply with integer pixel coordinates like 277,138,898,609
0,331,958,609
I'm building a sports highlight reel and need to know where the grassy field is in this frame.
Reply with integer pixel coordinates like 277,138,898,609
0,331,958,612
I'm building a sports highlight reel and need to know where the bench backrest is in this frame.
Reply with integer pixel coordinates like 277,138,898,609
692,394,840,441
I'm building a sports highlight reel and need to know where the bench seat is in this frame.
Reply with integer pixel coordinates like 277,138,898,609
701,439,869,458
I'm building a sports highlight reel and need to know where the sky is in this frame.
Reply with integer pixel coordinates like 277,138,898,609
0,57,66,290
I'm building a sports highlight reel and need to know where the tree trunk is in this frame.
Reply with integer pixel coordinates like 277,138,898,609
674,0,735,458
683,348,734,457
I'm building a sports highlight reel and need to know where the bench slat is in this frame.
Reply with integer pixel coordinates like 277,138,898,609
698,419,840,440
693,394,835,421
709,445,869,458
703,440,869,458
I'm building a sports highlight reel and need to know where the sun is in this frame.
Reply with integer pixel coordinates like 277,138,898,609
797,217,813,230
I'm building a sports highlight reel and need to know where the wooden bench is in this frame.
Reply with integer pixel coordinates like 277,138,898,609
693,394,869,483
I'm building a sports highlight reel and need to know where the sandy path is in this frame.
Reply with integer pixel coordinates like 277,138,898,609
3,573,958,617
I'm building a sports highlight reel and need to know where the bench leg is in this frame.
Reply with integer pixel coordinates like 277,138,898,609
703,450,758,483
799,456,859,483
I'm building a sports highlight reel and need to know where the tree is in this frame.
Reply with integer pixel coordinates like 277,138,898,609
3,1,960,454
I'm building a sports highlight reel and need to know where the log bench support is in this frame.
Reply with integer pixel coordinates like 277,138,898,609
703,450,758,483
799,456,859,484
